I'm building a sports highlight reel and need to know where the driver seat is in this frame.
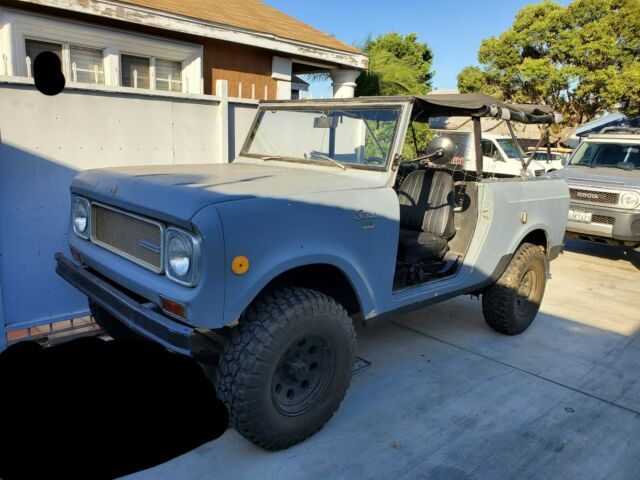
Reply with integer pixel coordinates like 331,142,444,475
397,169,456,263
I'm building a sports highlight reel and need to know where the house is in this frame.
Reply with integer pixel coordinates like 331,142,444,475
0,0,367,99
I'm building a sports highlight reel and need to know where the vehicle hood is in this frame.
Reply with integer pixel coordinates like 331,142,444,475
71,161,386,227
556,166,640,189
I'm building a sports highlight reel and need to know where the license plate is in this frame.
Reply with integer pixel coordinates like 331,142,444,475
568,209,592,223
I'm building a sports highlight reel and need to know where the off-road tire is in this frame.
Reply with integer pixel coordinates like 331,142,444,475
482,243,547,335
215,287,356,450
89,301,145,341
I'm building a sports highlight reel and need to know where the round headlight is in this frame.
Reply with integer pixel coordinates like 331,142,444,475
73,201,88,234
168,235,191,277
620,191,640,209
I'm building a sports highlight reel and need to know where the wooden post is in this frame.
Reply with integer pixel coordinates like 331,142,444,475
215,79,230,164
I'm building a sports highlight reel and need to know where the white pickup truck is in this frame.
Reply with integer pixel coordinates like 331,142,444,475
433,130,564,177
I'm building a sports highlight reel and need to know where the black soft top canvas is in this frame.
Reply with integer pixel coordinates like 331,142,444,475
262,93,562,125
411,93,561,124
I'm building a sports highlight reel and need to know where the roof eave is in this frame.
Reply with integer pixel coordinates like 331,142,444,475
16,0,368,69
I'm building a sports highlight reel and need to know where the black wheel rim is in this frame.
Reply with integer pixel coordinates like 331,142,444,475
271,334,335,416
515,269,538,317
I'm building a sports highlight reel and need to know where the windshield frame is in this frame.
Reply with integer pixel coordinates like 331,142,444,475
238,102,408,172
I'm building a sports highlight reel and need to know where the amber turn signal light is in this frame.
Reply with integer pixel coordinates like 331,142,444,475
231,256,250,275
160,297,187,319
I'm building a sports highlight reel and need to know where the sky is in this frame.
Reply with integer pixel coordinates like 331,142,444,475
264,0,570,98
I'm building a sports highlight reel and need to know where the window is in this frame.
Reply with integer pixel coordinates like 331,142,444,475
482,140,495,157
155,59,182,92
121,54,150,89
496,138,524,159
244,107,401,169
13,12,200,93
25,39,62,77
25,40,104,85
70,46,104,84
570,142,640,169
121,55,182,91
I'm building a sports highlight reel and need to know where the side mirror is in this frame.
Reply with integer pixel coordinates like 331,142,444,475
425,136,455,165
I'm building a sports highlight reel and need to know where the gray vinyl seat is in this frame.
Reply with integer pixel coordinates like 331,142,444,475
397,169,456,263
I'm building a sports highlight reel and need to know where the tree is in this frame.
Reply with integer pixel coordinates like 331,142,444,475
355,32,434,97
457,0,640,125
355,33,435,157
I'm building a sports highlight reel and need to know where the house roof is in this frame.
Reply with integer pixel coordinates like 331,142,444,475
119,0,361,54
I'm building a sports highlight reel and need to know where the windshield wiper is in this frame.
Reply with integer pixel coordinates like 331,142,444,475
260,155,290,161
309,153,347,170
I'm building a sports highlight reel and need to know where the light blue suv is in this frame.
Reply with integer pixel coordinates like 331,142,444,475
56,94,568,449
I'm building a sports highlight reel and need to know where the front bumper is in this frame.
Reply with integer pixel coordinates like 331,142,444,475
566,203,640,245
55,252,196,355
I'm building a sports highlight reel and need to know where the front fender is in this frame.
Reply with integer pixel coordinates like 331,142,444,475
213,189,400,324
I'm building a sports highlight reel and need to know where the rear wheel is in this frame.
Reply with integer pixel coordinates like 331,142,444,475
482,243,547,335
89,301,145,341
215,287,356,450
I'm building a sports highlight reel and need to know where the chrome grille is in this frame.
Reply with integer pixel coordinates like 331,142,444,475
569,188,619,205
91,204,163,272
592,215,615,225
632,219,640,236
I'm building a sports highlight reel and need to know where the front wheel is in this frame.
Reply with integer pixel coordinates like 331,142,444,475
482,243,547,335
215,287,356,450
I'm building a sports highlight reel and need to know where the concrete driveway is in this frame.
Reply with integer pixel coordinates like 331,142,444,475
126,240,640,480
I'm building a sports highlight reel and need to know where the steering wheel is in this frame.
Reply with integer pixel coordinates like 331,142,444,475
365,156,385,166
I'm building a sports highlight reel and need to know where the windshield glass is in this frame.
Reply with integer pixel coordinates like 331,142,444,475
242,106,401,168
496,138,524,159
570,142,640,170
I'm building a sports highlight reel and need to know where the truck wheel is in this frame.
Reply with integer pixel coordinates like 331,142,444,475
89,301,145,341
482,243,547,335
215,287,356,450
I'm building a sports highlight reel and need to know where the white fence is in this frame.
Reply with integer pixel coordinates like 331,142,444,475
0,77,258,347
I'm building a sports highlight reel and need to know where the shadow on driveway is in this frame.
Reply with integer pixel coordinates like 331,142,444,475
0,337,228,480
564,238,640,270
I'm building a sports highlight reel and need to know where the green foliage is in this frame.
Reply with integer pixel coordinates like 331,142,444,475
402,123,433,159
457,66,503,99
355,33,434,96
456,0,640,124
355,32,435,158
